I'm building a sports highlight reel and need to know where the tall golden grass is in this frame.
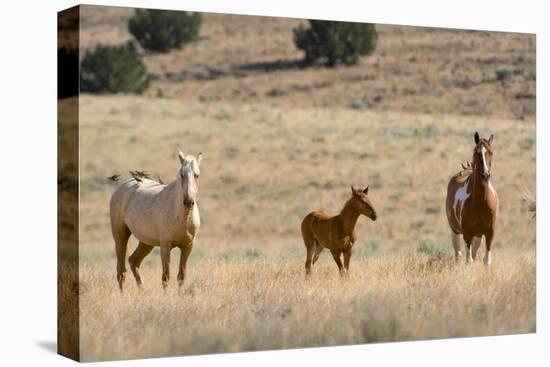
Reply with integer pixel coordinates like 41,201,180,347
76,248,535,361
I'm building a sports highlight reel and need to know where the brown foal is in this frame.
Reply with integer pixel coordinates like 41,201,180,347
301,186,377,277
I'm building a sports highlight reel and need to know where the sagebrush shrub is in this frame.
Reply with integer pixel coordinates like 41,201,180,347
128,9,202,53
80,42,150,94
294,20,377,66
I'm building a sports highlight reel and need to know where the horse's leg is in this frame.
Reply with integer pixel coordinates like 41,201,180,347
330,250,345,276
451,232,463,261
483,231,494,266
302,231,315,277
128,241,154,288
464,233,474,265
177,243,193,288
312,239,324,265
471,236,482,262
113,224,131,291
343,249,352,274
160,244,171,289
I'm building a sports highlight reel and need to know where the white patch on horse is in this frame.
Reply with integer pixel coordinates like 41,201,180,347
484,250,492,265
481,146,489,176
451,232,462,259
453,181,470,222
466,245,473,265
471,236,482,260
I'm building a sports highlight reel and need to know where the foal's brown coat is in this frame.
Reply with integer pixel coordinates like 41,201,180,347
301,186,377,276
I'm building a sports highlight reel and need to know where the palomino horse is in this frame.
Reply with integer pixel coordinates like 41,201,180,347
446,132,499,265
301,186,377,277
109,151,202,290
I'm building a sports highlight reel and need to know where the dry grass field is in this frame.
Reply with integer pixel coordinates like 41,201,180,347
65,5,536,362
79,252,535,361
74,97,536,361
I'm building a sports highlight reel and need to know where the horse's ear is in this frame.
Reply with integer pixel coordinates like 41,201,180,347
488,134,494,145
363,185,369,194
196,152,202,165
474,131,480,144
178,151,185,164
351,185,359,196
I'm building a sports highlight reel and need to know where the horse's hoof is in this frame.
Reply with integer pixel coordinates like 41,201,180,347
455,252,463,262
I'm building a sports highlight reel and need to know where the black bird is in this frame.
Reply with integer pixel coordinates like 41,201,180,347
107,174,120,182
129,170,143,182
135,170,151,179
133,170,152,179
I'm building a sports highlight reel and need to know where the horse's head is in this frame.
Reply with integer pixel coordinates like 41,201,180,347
178,151,202,209
351,185,377,221
473,132,494,182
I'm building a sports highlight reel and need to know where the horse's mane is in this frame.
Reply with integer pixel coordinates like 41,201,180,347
457,160,473,175
340,196,355,214
461,160,473,171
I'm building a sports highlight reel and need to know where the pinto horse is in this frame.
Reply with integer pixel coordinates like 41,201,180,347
301,186,377,277
446,132,499,265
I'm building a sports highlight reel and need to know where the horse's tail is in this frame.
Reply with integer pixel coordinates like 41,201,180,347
301,212,316,248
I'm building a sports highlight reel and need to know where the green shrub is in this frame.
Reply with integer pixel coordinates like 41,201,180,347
417,238,449,255
243,248,263,260
80,42,150,94
417,239,436,255
294,20,377,66
128,9,202,53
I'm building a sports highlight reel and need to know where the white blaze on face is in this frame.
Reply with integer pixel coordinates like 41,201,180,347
481,146,489,177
